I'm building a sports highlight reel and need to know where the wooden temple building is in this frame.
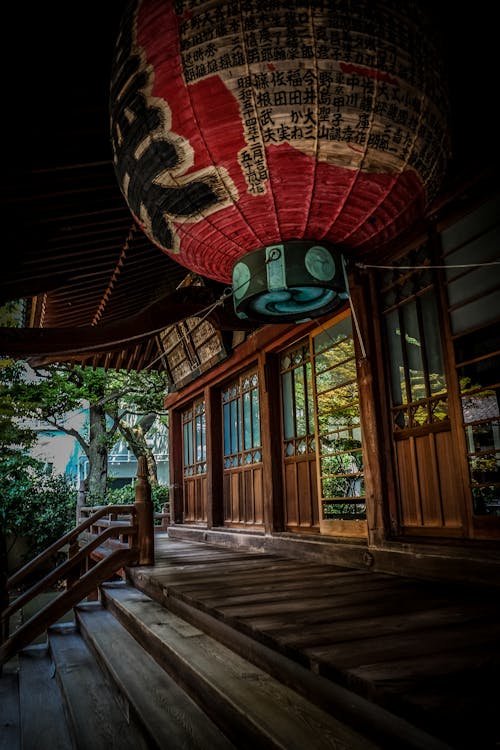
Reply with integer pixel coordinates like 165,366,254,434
1,1,499,748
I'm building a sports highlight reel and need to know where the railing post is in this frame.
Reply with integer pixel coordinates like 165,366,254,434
76,480,87,525
66,537,81,590
135,456,155,565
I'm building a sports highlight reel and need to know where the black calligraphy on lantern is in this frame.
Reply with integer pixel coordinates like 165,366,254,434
176,0,449,198
110,17,237,253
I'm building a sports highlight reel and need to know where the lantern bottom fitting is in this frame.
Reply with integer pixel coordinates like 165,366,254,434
231,241,349,323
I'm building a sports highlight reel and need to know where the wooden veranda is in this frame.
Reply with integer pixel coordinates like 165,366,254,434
124,534,500,750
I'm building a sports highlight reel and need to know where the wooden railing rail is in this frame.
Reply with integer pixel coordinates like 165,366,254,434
1,456,155,665
3,523,136,624
7,504,136,592
0,547,136,666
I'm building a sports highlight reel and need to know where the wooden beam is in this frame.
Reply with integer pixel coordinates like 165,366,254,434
0,287,254,362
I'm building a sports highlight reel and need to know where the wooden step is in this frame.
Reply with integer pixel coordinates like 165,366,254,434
119,580,454,750
18,643,74,750
73,602,237,750
0,662,20,750
48,622,149,750
97,581,392,750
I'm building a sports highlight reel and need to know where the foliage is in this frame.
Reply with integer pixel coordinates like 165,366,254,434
0,449,76,567
0,360,170,502
0,362,38,451
105,483,169,514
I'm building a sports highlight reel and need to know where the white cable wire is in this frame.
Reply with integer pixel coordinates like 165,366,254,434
356,261,500,270
342,257,367,359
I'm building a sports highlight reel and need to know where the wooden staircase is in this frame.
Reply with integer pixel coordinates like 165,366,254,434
1,576,455,750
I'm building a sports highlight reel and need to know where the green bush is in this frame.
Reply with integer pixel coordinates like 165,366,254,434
0,451,76,570
106,483,169,514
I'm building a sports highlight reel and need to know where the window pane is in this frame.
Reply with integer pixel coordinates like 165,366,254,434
322,474,365,499
459,354,500,395
305,361,313,435
201,411,206,461
230,399,238,454
313,316,365,520
402,300,425,403
421,293,447,395
243,390,251,449
322,500,366,519
450,289,500,336
314,317,352,355
223,402,230,456
454,321,500,365
252,387,261,448
195,413,206,462
294,366,307,436
281,370,294,438
315,356,356,393
385,309,407,405
183,422,191,466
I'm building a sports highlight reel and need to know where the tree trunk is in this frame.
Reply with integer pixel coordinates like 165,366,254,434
117,419,158,486
87,403,108,502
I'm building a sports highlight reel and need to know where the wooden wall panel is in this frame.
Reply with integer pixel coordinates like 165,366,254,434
183,476,207,523
184,478,195,522
415,435,442,526
396,430,465,533
252,467,264,525
284,462,299,526
395,440,420,526
283,456,318,532
298,457,319,530
223,466,264,527
435,431,464,527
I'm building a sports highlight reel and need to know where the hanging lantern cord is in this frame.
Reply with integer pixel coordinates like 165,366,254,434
342,257,367,361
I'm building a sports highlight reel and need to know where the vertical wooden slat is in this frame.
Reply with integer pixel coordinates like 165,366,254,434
284,462,299,527
416,435,441,526
396,440,419,526
435,431,465,527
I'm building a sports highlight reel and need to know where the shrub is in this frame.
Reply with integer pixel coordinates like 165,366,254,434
106,483,169,514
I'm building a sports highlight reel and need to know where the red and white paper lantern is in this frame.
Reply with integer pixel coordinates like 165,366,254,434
111,0,450,321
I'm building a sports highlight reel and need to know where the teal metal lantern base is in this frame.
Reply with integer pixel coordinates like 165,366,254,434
232,241,349,323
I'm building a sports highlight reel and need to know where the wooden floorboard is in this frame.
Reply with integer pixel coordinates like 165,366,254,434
128,537,500,750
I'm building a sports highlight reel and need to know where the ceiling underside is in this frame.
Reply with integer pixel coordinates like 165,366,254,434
0,1,497,373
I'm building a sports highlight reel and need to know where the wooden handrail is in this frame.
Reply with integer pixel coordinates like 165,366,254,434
0,547,137,666
1,459,155,665
7,504,136,592
2,525,136,623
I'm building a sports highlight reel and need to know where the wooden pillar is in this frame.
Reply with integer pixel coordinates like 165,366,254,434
66,537,80,589
350,267,391,548
134,456,155,565
206,384,223,528
260,352,284,533
169,408,184,524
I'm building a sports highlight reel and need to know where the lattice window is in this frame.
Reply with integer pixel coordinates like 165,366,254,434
442,194,500,517
280,343,315,457
182,398,207,477
312,314,365,520
222,370,261,469
379,244,448,431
